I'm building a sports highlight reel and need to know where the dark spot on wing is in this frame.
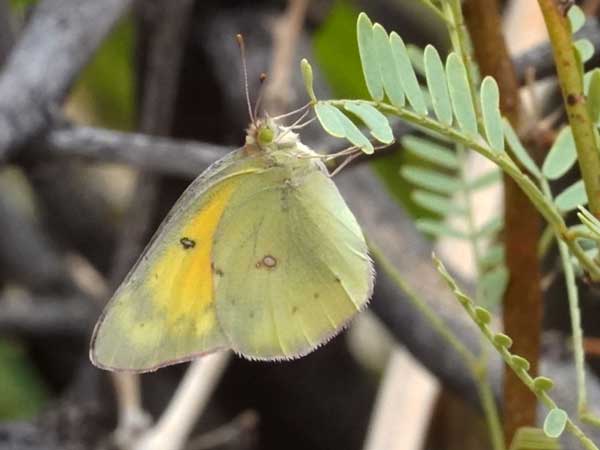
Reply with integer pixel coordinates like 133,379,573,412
292,306,299,314
180,237,196,250
259,255,277,269
334,276,341,283
313,292,320,299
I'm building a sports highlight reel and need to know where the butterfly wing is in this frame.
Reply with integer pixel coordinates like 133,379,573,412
213,159,373,360
90,149,264,372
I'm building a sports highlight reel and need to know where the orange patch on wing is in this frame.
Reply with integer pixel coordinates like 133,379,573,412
149,178,240,333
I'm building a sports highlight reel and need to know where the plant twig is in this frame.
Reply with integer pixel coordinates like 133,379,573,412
133,353,231,450
36,125,226,178
185,410,259,450
537,0,600,222
435,256,600,450
464,0,543,441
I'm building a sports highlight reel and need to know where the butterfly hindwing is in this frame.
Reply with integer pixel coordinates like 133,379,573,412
212,159,373,360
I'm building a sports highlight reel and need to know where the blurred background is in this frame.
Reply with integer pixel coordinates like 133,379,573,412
2,1,599,450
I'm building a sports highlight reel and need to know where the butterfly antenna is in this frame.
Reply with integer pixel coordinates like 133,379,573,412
253,73,268,119
236,34,255,124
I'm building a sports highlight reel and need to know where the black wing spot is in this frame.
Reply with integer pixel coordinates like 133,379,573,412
334,276,341,283
257,255,277,269
180,237,196,250
292,306,299,314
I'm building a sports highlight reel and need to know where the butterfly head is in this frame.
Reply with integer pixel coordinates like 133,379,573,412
245,117,300,153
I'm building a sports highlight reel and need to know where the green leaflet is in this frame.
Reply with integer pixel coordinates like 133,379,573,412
480,265,509,308
315,102,345,137
314,102,374,154
407,44,426,77
300,59,316,102
568,5,585,33
390,32,427,115
416,219,468,239
574,39,594,63
480,244,505,269
503,120,542,179
372,23,405,108
542,126,576,180
446,53,478,136
401,135,459,169
401,166,460,193
424,45,453,125
357,13,384,101
344,101,393,144
543,409,568,439
476,216,503,239
555,179,587,212
480,77,504,152
587,68,600,124
411,190,463,216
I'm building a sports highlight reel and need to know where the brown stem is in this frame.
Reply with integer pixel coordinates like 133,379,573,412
464,0,543,443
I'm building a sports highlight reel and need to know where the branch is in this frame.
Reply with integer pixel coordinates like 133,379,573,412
513,18,600,83
35,125,226,178
133,354,231,450
464,0,542,441
0,0,132,161
0,294,95,335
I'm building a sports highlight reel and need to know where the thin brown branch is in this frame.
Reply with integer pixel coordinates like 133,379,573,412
464,0,543,442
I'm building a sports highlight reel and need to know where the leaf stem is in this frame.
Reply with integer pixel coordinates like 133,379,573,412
435,257,600,450
372,244,505,450
537,0,600,222
328,98,600,281
476,361,506,450
541,180,600,426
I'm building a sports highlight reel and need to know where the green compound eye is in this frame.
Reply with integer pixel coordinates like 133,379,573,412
257,125,275,145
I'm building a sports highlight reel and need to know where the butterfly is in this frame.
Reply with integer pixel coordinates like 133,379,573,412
90,39,374,372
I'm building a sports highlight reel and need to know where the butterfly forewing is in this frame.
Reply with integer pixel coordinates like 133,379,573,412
90,149,264,372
